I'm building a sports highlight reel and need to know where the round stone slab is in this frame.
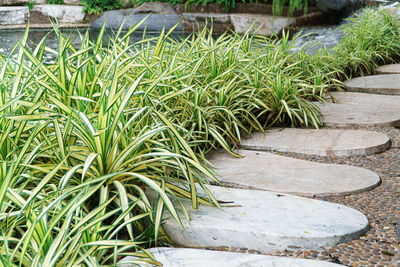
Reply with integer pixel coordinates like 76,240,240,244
316,92,400,127
207,150,380,197
241,128,390,156
120,248,342,266
376,64,400,75
345,74,400,95
162,185,369,254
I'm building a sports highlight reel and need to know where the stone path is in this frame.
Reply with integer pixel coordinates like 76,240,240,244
266,134,400,266
241,128,390,156
376,64,400,74
120,248,342,266
344,74,400,95
123,65,400,266
162,185,369,254
316,92,400,127
207,149,380,197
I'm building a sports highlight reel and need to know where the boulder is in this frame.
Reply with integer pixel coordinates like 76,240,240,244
62,0,81,5
91,8,182,31
0,6,28,25
0,0,44,5
134,2,175,14
31,5,85,23
182,13,232,33
230,14,295,36
317,0,364,16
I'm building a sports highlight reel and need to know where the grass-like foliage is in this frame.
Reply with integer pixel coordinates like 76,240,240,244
0,7,399,265
0,22,329,264
332,7,400,79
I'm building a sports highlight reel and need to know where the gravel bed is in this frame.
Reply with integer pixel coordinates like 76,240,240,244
206,126,400,267
268,126,400,267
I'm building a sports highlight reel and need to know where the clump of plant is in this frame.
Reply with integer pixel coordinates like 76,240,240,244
46,0,64,4
133,0,314,15
332,8,400,79
25,1,36,9
82,0,123,14
0,20,332,264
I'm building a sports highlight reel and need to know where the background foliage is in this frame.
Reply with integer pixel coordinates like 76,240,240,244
82,0,315,15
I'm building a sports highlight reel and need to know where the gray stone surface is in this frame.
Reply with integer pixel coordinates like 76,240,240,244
63,0,81,4
397,218,400,238
241,128,390,156
0,6,27,25
316,92,400,127
91,9,182,31
376,64,400,74
345,74,400,95
230,14,295,36
0,0,44,4
207,149,380,197
182,13,231,23
317,0,363,13
134,2,175,14
32,5,85,23
162,185,369,253
119,248,343,266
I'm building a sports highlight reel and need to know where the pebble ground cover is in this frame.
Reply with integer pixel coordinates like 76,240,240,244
0,8,399,265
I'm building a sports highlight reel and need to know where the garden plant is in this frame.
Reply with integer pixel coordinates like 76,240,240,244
0,7,400,266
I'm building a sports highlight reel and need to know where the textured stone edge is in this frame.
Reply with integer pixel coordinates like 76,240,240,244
210,169,382,198
241,137,391,157
345,85,400,96
323,120,400,128
163,209,370,254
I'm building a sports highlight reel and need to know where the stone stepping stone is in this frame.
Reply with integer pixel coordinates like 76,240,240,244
207,150,380,197
120,247,342,266
344,74,400,95
316,92,400,127
161,185,369,254
241,128,390,156
376,64,400,75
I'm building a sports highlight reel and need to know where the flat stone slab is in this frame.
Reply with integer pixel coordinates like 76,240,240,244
162,185,369,253
32,5,85,23
0,7,28,25
119,248,342,266
230,14,295,36
91,8,182,31
376,64,400,75
241,128,390,156
345,74,400,95
207,150,380,197
316,92,400,127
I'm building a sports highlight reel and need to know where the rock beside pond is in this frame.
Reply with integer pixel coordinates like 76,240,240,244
91,2,183,31
317,0,364,15
134,1,176,14
0,6,27,25
63,0,82,5
91,11,182,31
31,5,86,23
0,0,44,5
230,14,295,36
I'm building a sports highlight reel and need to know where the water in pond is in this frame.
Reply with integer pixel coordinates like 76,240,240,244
0,2,397,59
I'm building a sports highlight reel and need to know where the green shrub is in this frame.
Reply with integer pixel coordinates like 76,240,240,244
82,0,123,14
132,0,314,14
1,7,399,265
46,0,64,4
332,8,400,79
